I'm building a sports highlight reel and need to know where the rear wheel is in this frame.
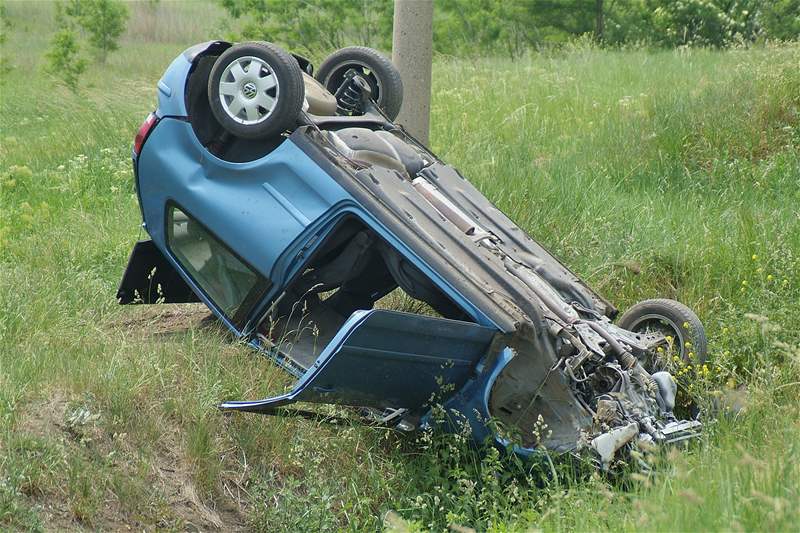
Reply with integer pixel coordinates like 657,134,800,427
618,298,707,372
207,42,304,139
316,46,403,120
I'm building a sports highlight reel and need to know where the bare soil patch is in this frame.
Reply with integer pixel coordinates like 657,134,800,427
109,303,226,337
14,392,248,531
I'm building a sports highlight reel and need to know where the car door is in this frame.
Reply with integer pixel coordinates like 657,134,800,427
221,309,498,413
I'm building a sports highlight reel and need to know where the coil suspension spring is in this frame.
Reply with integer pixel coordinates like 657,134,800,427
334,70,370,115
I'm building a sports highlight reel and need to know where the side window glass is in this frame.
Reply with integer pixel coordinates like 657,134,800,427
167,206,259,318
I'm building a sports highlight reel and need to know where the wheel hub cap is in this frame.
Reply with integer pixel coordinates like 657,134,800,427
218,55,280,126
242,82,257,99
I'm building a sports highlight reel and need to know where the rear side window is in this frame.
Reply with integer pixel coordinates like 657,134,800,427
167,205,261,319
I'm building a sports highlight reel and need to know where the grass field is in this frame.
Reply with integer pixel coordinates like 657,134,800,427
1,2,799,531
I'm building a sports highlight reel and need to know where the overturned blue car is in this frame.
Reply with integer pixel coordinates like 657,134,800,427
119,41,707,468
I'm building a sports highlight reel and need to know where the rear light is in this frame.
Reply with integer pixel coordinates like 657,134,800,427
133,113,159,156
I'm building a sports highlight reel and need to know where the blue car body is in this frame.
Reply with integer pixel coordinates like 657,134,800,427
120,42,700,462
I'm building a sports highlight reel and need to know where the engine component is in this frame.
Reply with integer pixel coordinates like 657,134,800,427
591,422,639,469
651,371,677,413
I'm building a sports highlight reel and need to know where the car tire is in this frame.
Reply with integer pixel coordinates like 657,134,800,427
316,46,403,120
207,42,304,139
617,298,707,371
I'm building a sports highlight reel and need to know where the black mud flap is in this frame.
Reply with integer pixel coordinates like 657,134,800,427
117,240,200,304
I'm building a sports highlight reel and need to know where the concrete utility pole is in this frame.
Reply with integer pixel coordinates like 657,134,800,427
392,0,433,145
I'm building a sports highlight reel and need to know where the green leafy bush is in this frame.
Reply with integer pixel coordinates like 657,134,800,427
0,0,11,78
45,27,87,91
65,0,128,63
219,0,798,56
760,0,800,41
219,0,392,56
650,0,760,47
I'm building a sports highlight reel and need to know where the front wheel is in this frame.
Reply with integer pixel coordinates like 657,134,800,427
207,41,304,139
618,298,707,372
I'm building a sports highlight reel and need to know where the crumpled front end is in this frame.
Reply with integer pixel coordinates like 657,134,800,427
483,279,703,468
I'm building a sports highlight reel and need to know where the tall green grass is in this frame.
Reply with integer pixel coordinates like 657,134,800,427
1,1,799,531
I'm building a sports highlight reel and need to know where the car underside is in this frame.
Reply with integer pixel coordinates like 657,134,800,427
120,40,707,469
